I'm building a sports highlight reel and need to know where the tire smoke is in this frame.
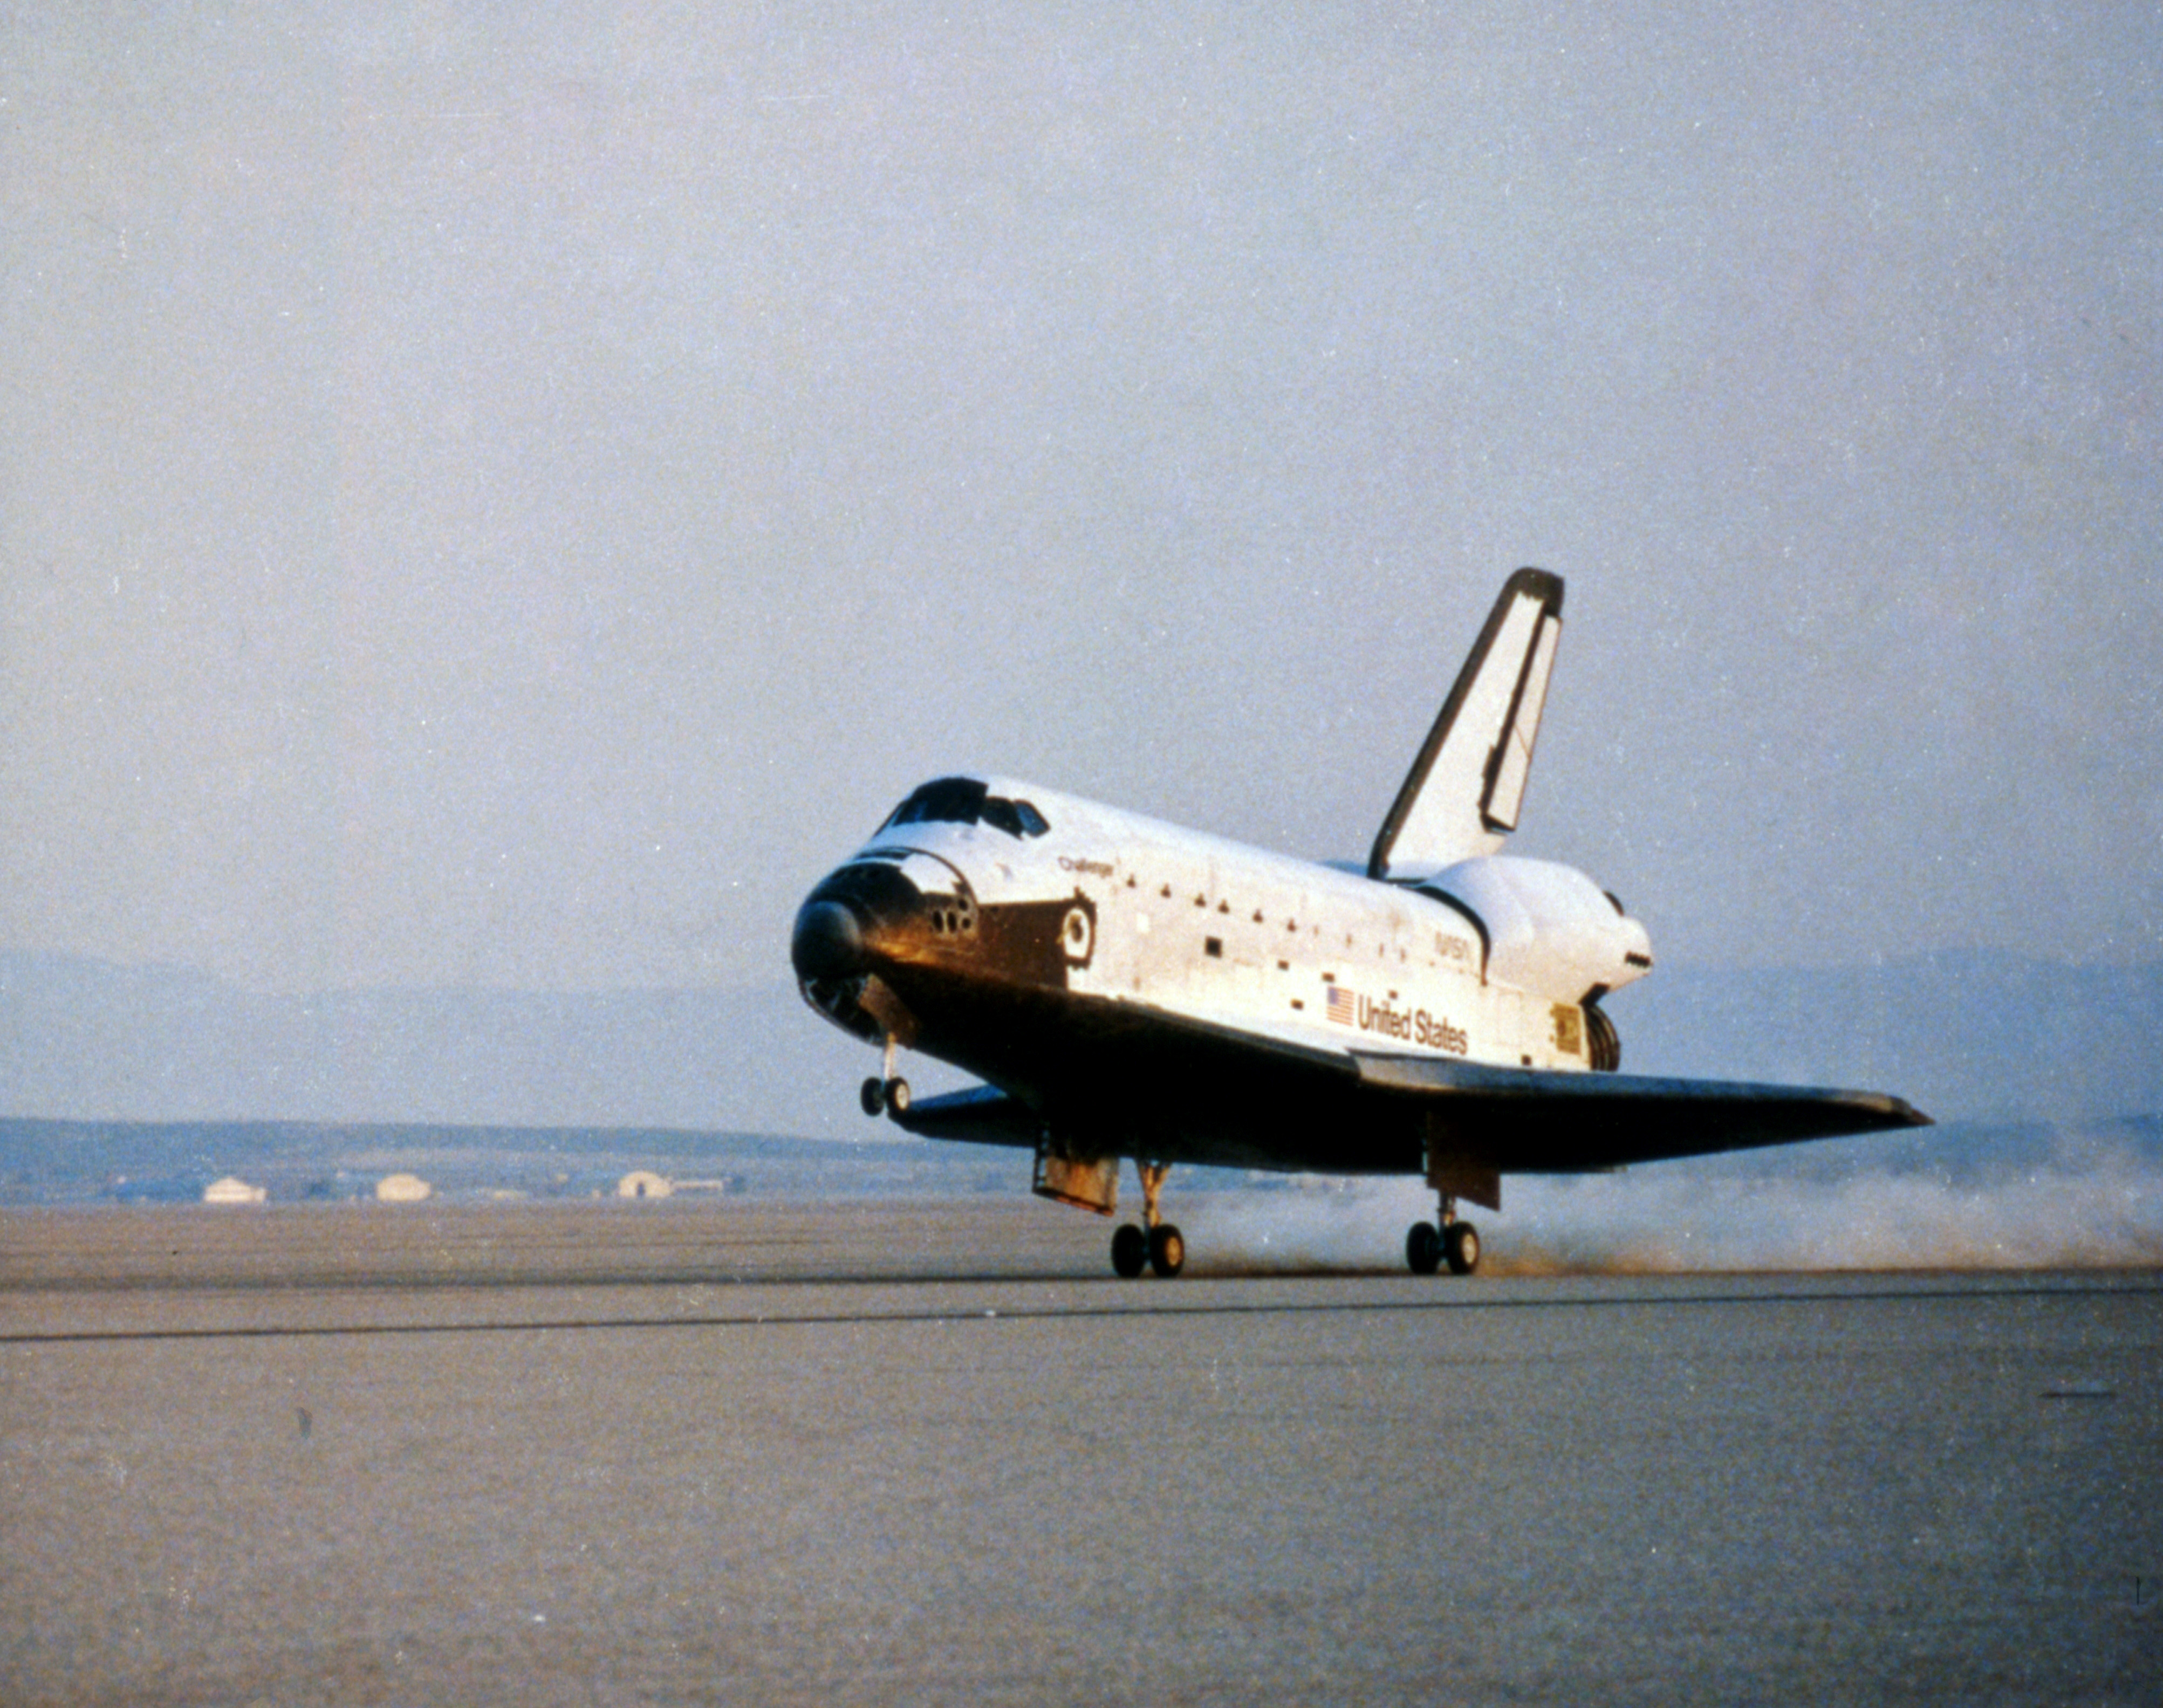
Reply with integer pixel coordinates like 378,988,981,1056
1181,1125,2163,1275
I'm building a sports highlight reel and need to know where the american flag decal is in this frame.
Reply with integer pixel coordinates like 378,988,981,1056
1325,986,1357,1026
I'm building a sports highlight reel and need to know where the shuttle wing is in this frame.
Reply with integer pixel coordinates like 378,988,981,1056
886,994,1927,1180
1353,1051,1931,1170
1369,569,1566,879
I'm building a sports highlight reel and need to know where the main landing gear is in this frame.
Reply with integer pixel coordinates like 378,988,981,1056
1406,1194,1480,1277
1111,1161,1183,1279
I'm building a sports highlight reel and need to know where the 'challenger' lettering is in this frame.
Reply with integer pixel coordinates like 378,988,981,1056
1059,856,1115,878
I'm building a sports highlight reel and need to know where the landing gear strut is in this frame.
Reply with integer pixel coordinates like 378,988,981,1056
1407,1193,1480,1277
1111,1160,1183,1279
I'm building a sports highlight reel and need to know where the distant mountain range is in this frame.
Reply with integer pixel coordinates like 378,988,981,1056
1,950,874,1139
4,948,2159,1137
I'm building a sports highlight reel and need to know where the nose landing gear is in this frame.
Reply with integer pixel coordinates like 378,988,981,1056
859,1038,911,1119
859,1075,912,1115
1111,1160,1182,1278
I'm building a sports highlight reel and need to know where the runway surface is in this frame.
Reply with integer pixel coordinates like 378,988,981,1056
3,1201,2158,1705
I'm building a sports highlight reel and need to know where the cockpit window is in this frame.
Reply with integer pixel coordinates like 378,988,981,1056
879,777,1051,839
882,777,987,829
980,796,1051,838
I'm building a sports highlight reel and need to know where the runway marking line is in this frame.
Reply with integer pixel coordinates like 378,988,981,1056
1,1278,2154,1345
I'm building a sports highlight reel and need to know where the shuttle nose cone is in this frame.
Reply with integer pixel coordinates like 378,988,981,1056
791,899,867,980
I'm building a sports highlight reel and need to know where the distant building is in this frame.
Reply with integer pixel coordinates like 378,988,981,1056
375,1172,433,1203
202,1175,268,1205
617,1170,673,1200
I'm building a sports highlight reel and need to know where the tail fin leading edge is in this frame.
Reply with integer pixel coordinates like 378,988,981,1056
1367,568,1565,880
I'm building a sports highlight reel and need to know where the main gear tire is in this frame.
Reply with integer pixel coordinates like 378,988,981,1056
1406,1222,1442,1275
1111,1223,1148,1279
1148,1224,1186,1278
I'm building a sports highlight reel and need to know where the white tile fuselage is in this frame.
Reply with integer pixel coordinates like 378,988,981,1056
852,778,1646,1076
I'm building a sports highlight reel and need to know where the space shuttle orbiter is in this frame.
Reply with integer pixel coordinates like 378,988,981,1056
791,571,1927,1278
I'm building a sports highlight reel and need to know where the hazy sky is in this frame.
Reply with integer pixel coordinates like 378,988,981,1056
4,3,2159,995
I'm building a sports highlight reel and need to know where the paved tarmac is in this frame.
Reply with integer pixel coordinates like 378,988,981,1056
2,1202,2157,1704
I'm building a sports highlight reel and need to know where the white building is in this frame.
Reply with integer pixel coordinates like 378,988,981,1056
375,1172,433,1203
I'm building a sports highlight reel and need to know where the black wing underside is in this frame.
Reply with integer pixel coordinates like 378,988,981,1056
1350,1051,1931,1170
888,1010,1928,1176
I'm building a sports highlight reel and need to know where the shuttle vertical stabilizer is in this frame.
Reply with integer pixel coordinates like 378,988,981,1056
1367,568,1565,880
